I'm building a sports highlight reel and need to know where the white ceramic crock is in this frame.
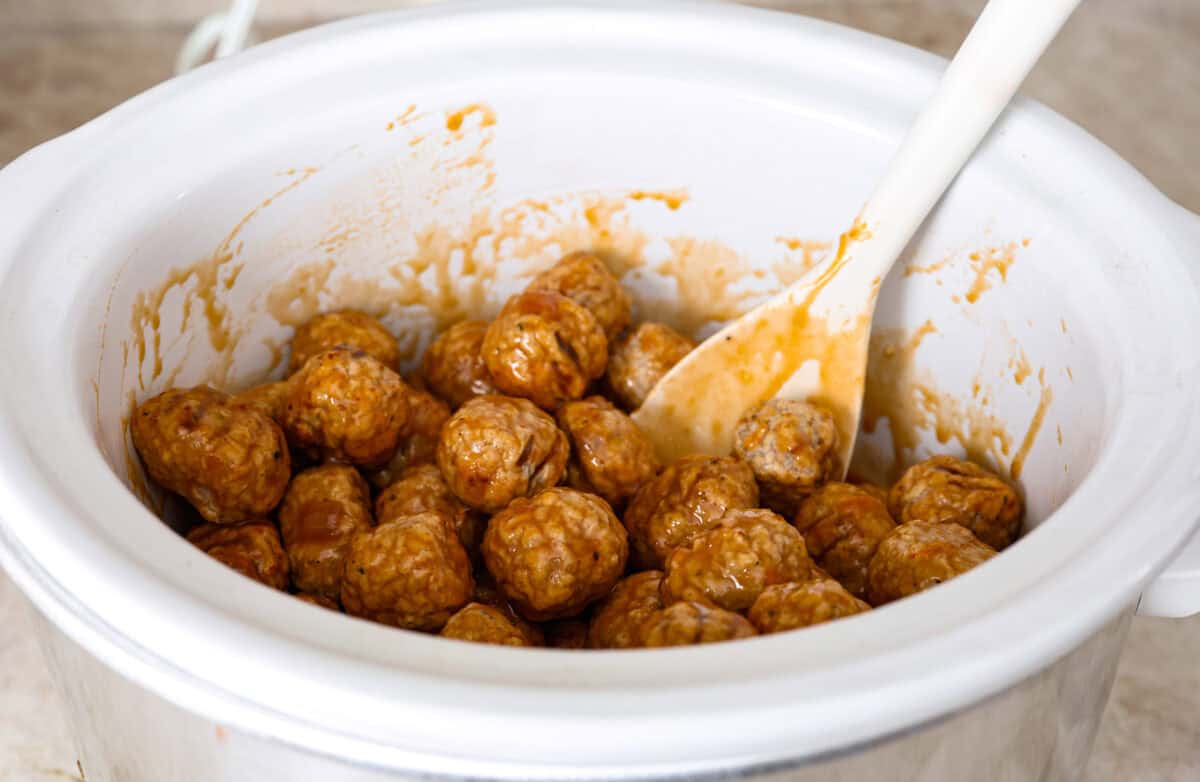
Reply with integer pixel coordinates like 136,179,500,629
1,2,1199,780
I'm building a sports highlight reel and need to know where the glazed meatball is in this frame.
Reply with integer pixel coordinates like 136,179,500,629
341,511,473,631
662,508,813,612
482,488,628,621
436,395,568,513
543,619,590,649
295,592,340,611
132,386,290,524
440,603,532,647
283,347,412,468
187,520,289,590
733,399,840,516
364,389,451,490
623,455,759,568
230,380,290,424
605,322,695,410
636,601,757,647
375,464,484,560
866,520,997,606
289,310,400,373
588,570,665,649
526,251,632,339
277,464,373,599
748,579,870,634
556,396,660,508
888,455,1023,551
481,291,608,410
793,482,896,600
421,320,499,408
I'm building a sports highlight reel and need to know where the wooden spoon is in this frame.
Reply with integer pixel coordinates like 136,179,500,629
633,0,1081,468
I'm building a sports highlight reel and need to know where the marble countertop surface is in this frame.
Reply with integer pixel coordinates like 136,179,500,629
1,2,1197,780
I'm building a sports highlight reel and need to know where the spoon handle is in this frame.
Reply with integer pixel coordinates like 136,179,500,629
852,0,1081,279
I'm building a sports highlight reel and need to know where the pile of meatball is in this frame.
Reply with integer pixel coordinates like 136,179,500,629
132,251,1023,649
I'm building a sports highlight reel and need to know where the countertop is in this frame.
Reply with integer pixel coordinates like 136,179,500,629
1,2,1198,780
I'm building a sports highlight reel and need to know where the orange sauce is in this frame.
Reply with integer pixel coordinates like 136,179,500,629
1010,368,1054,480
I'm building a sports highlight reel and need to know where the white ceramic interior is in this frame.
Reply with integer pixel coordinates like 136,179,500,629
1,2,1199,778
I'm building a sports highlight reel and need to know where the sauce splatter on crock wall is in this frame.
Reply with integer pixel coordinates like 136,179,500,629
118,102,1053,487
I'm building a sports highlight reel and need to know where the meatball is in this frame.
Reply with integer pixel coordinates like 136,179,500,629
588,570,665,649
289,310,400,373
636,601,757,647
187,520,289,590
793,482,896,600
543,619,590,649
375,464,484,560
230,380,290,424
421,320,499,408
283,347,411,468
482,488,628,621
888,455,1023,551
866,520,996,606
340,511,473,631
662,508,813,613
481,291,608,410
748,579,870,634
605,322,695,410
623,455,759,569
437,395,568,513
295,592,340,611
132,386,290,524
556,396,660,508
525,251,632,339
440,603,532,647
277,464,373,599
733,399,840,516
364,390,451,490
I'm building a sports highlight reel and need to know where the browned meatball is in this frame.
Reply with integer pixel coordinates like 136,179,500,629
437,395,568,513
187,520,289,590
623,455,759,568
364,390,451,490
543,619,590,649
605,322,695,411
132,387,290,524
636,601,757,647
889,455,1023,551
283,348,411,469
866,521,997,606
289,310,400,373
230,380,290,424
277,464,373,599
341,512,473,631
421,320,499,408
733,399,840,516
588,570,665,649
440,603,532,646
526,251,632,339
482,488,628,621
295,592,340,611
662,509,813,612
375,464,484,560
472,575,546,646
793,482,896,600
748,579,870,633
556,396,660,508
481,291,607,410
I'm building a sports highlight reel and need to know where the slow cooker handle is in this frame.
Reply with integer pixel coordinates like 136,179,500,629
1136,201,1200,618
